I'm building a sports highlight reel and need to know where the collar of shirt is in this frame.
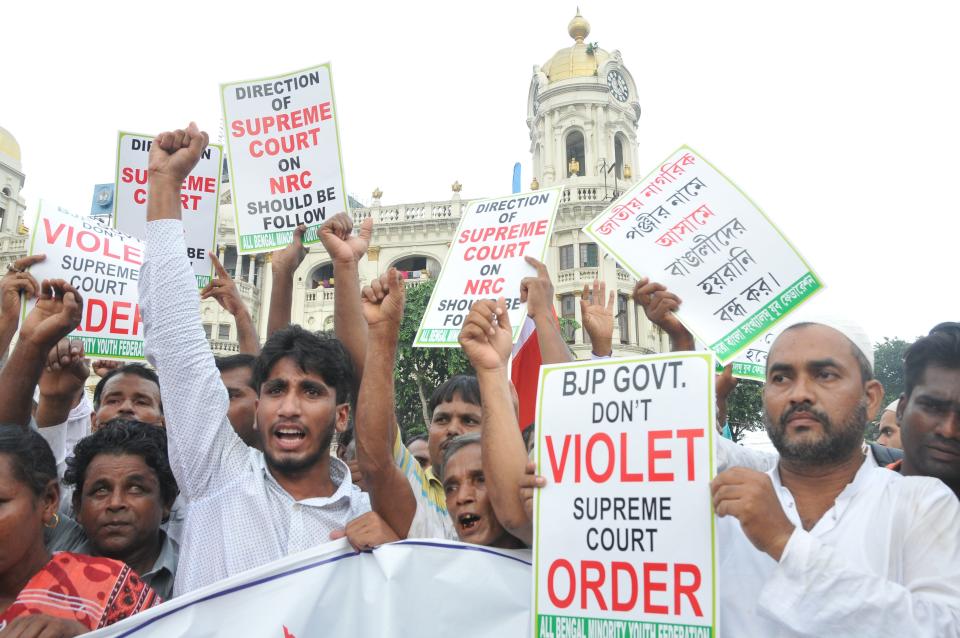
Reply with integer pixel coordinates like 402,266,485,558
769,451,877,534
142,529,179,582
425,466,442,490
255,452,357,508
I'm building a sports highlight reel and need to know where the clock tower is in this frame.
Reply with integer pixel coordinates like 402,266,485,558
527,12,667,357
527,9,641,188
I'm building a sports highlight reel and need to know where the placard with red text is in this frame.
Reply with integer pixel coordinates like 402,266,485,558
533,353,718,637
414,187,561,347
113,132,222,288
25,201,145,360
583,146,823,365
221,63,348,254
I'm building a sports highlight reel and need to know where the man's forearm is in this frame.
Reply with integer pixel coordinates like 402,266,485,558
356,325,416,535
669,328,695,352
266,267,294,337
147,179,182,222
534,313,572,365
36,387,83,428
234,308,260,355
0,314,19,357
0,340,47,426
478,366,533,544
333,260,367,384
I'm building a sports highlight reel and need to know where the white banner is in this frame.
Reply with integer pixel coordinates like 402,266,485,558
25,201,145,360
583,146,823,365
533,353,718,637
221,63,348,254
113,132,222,288
87,540,531,637
415,188,561,347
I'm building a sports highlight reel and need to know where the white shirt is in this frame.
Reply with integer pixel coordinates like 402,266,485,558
34,393,92,515
140,220,370,596
719,453,960,636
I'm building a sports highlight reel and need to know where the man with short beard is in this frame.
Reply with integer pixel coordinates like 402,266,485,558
712,322,960,635
142,123,378,595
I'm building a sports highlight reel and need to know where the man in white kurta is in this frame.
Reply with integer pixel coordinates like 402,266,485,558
713,321,960,636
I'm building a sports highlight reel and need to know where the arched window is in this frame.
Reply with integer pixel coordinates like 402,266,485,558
565,131,585,177
308,263,335,289
392,255,441,280
614,136,625,179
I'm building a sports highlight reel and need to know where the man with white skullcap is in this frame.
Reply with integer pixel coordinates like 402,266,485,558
877,400,902,449
711,320,960,635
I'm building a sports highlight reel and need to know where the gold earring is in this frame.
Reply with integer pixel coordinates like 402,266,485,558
44,512,60,529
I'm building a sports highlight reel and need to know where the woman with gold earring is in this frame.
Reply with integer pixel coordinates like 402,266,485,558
0,428,160,636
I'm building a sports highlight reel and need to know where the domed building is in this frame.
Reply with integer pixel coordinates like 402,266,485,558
0,12,670,359
0,127,29,269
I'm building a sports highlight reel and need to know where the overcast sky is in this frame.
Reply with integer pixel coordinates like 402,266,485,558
4,0,957,343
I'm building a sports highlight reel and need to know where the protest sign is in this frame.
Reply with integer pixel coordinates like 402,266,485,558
25,201,144,360
221,63,347,254
533,352,718,637
113,131,222,288
85,539,531,637
721,329,776,382
415,187,561,347
583,146,823,364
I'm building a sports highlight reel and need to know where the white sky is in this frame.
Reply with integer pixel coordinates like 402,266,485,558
3,0,958,343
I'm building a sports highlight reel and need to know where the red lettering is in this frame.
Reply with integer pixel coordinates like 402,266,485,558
547,559,576,608
124,244,142,266
269,171,313,195
120,167,147,185
643,562,669,615
134,188,147,204
545,435,571,482
102,239,121,260
84,299,108,332
319,101,332,120
585,433,615,483
42,219,69,245
676,429,704,481
619,432,644,482
180,193,201,211
648,430,674,481
581,561,607,611
674,564,703,617
76,231,100,253
611,562,638,612
111,301,131,335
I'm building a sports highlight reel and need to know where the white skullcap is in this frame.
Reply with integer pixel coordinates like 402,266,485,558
884,400,899,414
776,314,874,373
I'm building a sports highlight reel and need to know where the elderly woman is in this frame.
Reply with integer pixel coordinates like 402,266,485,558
0,427,159,637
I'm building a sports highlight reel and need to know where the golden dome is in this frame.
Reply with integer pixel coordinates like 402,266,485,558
542,10,609,83
0,126,21,164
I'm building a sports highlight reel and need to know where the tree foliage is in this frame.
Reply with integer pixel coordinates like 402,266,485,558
872,337,913,408
725,379,764,443
395,280,473,440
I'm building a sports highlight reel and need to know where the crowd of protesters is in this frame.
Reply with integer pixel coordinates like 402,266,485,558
0,123,957,637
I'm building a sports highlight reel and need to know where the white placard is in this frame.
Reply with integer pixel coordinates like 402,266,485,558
533,353,718,637
25,201,144,360
221,63,347,254
415,188,561,347
114,132,222,288
584,146,823,365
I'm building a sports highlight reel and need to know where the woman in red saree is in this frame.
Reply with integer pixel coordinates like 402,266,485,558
0,428,159,637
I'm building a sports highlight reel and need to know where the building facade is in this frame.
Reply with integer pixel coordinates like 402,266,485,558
1,11,669,360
